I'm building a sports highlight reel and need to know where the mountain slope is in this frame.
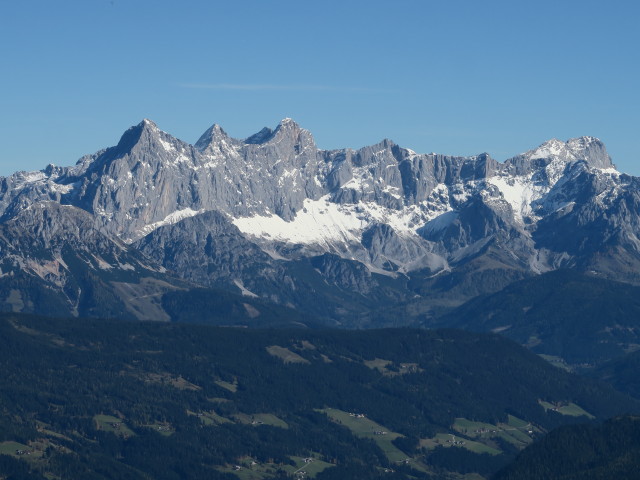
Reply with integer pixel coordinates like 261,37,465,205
438,270,640,367
0,202,316,327
0,202,179,320
593,350,640,399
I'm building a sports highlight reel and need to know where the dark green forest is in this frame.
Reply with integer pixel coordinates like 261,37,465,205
493,416,640,480
593,350,640,400
0,313,638,479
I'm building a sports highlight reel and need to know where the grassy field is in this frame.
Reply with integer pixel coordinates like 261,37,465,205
36,420,74,442
362,358,422,376
215,379,238,392
363,358,392,373
283,456,334,477
0,441,31,457
265,345,310,364
506,415,530,428
463,440,502,455
452,417,535,449
539,401,595,419
217,464,271,480
188,409,232,426
93,414,135,437
421,433,502,455
453,418,497,435
142,422,174,436
320,408,417,466
538,354,574,372
216,454,334,480
233,413,289,429
500,427,533,445
140,372,201,391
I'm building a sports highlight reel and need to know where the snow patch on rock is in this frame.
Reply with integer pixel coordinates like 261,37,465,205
132,208,205,241
232,193,449,249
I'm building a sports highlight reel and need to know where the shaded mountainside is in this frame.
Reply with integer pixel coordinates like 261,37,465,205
0,203,315,327
493,416,640,480
1,118,640,327
0,202,179,321
162,288,322,328
1,314,638,480
134,211,413,327
593,350,640,400
438,270,640,367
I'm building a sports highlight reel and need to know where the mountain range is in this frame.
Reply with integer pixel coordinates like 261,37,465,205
3,118,640,479
1,118,639,329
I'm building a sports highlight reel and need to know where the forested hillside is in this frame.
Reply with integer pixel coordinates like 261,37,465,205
439,270,640,367
0,313,637,479
493,416,640,480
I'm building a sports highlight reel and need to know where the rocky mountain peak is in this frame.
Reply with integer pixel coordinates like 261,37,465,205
566,136,614,169
523,136,613,169
245,127,275,144
114,118,163,153
527,138,574,162
279,117,295,125
266,118,316,149
194,123,235,152
6,201,112,249
141,118,158,128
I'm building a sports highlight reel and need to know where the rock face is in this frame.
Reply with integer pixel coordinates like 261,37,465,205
0,202,181,320
0,118,637,325
133,210,279,289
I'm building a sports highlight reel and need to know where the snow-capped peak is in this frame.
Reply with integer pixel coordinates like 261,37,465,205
274,117,303,134
528,138,571,160
567,135,600,149
141,118,158,130
522,136,613,170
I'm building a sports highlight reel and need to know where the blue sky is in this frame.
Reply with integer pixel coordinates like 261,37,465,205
0,0,638,176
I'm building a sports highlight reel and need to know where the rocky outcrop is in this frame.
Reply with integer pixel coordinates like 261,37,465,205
0,202,182,320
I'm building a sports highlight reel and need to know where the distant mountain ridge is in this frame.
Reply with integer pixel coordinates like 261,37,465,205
1,118,639,325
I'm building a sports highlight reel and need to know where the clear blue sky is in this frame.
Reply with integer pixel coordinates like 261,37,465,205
1,0,639,176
